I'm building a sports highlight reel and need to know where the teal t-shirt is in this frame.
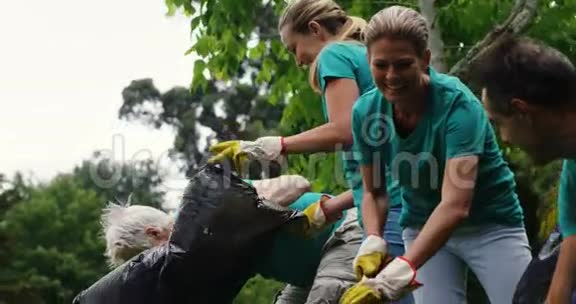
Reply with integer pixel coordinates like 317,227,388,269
351,68,524,228
558,159,576,237
316,41,402,211
252,192,345,287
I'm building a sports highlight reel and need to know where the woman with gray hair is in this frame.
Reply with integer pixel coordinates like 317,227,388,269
101,203,174,267
101,174,311,267
341,5,532,304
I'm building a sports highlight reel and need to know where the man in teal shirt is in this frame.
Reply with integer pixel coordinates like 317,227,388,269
101,175,363,304
475,36,576,304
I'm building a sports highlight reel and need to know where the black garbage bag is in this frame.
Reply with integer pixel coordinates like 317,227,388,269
73,164,307,304
513,226,563,304
71,246,169,304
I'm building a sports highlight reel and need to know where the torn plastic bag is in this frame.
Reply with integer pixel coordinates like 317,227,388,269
513,226,562,304
73,164,307,304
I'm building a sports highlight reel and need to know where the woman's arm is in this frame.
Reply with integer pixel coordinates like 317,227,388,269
321,190,355,220
283,78,359,153
360,164,389,236
403,155,478,268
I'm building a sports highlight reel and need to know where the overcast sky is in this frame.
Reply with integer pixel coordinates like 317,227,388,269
0,0,196,200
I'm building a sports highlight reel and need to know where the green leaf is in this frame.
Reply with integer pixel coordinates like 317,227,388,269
190,16,202,31
248,41,266,59
193,36,217,57
192,59,207,89
165,0,177,16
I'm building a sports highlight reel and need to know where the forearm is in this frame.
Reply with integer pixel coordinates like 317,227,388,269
322,190,354,220
547,235,576,304
362,191,388,237
283,123,352,154
404,202,468,268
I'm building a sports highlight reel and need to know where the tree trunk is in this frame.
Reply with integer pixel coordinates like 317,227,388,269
420,0,447,72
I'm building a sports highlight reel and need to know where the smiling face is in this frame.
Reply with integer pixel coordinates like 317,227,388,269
368,37,430,105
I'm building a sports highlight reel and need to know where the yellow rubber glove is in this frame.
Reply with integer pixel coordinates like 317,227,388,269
208,137,283,172
295,195,342,238
341,257,422,304
353,235,388,280
302,197,327,236
339,283,382,304
208,140,247,170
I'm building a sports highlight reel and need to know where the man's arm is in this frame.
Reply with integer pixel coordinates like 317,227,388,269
547,160,576,303
547,235,576,304
404,156,478,268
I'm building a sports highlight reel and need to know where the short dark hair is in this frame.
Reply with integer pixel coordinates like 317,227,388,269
473,35,576,114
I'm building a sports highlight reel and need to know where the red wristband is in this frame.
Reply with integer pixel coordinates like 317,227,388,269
280,137,286,154
398,256,419,284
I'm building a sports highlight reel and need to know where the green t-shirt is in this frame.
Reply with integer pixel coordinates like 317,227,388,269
558,159,576,237
351,68,524,228
253,192,345,287
316,41,402,212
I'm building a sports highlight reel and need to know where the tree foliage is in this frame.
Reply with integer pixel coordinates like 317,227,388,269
72,151,166,209
119,78,285,177
0,176,108,304
0,155,166,303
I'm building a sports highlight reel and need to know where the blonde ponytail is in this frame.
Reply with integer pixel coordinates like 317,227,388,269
338,16,367,41
308,15,367,92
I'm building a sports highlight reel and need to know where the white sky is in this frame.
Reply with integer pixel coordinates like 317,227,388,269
0,0,196,204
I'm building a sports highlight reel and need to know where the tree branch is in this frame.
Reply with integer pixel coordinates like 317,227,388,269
448,0,538,82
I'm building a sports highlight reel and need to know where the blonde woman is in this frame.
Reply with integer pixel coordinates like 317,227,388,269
341,6,532,304
209,1,412,303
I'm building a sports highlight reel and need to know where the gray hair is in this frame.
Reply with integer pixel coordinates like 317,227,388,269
101,202,172,267
364,5,429,55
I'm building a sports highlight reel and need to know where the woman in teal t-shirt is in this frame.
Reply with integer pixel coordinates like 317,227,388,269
209,2,412,303
341,6,531,304
474,36,576,304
